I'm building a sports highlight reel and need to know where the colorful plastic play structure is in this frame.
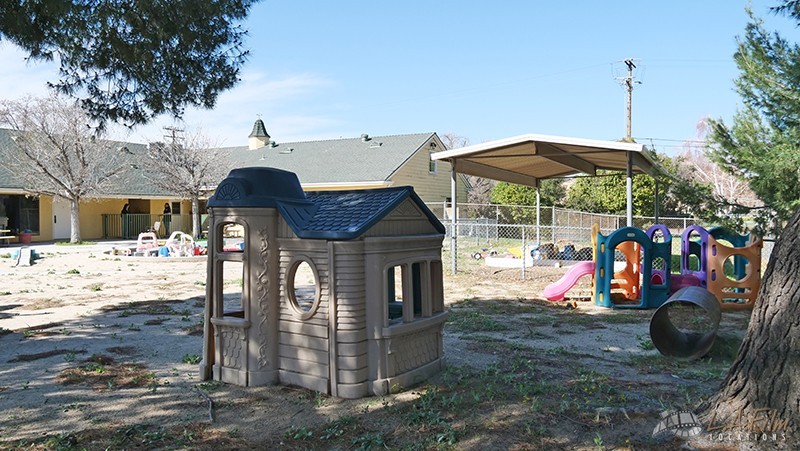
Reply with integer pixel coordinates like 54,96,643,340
543,224,762,311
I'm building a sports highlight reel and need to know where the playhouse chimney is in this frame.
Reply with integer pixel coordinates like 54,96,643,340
248,118,271,150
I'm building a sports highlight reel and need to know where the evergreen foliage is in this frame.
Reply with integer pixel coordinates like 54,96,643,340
707,6,800,232
0,0,260,130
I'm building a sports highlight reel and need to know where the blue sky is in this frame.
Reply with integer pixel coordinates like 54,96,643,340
1,1,797,154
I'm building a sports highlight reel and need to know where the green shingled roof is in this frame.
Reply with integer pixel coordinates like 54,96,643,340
0,128,175,197
218,132,435,184
0,128,436,195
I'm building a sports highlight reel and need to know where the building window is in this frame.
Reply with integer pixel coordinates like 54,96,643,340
428,142,438,174
0,195,40,234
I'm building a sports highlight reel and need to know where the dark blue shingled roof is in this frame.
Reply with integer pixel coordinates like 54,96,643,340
208,167,444,240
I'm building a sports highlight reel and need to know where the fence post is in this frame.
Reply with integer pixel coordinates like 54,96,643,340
521,226,526,280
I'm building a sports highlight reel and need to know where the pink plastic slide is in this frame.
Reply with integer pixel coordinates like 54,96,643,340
543,261,596,301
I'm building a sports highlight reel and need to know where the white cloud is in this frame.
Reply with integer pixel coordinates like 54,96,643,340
126,70,336,145
0,47,337,146
0,43,59,98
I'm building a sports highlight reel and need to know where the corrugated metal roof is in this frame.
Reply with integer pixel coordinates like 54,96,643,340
431,133,658,187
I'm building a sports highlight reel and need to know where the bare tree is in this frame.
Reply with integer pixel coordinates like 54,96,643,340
0,94,131,243
439,132,496,217
145,127,230,238
679,119,762,212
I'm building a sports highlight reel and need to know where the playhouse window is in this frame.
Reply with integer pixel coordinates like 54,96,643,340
218,221,245,253
386,262,428,324
387,266,404,322
286,257,322,320
220,260,245,317
430,260,444,313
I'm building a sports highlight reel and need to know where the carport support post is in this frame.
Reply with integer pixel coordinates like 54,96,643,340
451,164,458,274
626,151,633,227
535,185,541,246
654,178,660,224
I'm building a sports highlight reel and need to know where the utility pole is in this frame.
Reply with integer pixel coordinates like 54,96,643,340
615,58,641,141
163,126,185,148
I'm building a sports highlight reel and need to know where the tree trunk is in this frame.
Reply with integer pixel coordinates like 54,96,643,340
191,197,200,239
702,206,800,439
70,197,81,243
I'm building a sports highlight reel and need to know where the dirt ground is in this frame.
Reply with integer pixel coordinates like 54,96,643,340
0,243,788,450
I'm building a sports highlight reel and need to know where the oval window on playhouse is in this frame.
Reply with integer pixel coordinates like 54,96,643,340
384,259,445,327
285,256,322,320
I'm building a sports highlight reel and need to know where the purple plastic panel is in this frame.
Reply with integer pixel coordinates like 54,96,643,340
681,225,709,287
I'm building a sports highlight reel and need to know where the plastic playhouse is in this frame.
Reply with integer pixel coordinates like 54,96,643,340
543,224,762,311
200,167,448,398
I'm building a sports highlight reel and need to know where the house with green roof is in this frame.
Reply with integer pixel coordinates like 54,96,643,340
0,120,468,242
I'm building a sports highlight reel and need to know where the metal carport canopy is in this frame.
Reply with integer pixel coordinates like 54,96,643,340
430,133,656,184
431,133,659,273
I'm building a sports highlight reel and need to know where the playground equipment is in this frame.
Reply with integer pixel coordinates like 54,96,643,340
135,232,159,255
542,261,595,301
593,224,672,309
543,223,762,311
164,231,197,257
649,286,721,359
681,225,762,311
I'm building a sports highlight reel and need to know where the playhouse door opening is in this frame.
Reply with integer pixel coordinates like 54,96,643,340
610,241,643,305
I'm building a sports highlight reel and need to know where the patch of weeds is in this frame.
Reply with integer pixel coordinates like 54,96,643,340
88,283,103,292
400,386,458,447
0,327,11,337
194,280,206,287
66,268,81,275
182,354,201,364
286,426,313,441
637,335,655,351
58,354,158,391
447,310,509,333
320,415,355,440
197,380,223,392
314,391,328,407
127,323,141,331
594,432,604,450
0,291,11,296
452,297,541,315
352,432,386,450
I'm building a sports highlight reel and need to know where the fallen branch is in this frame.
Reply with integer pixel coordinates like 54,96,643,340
193,387,215,422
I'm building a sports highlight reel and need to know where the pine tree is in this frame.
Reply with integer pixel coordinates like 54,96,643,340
0,1,260,130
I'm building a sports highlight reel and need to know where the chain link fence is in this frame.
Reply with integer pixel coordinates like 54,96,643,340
431,203,776,278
